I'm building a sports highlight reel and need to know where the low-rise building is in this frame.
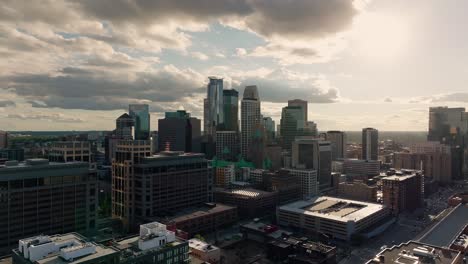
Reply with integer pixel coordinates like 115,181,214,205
277,196,391,241
214,188,278,218
188,239,220,264
343,159,380,178
337,180,377,202
11,233,119,264
366,241,463,264
10,222,190,264
114,222,189,264
267,236,337,264
158,203,237,237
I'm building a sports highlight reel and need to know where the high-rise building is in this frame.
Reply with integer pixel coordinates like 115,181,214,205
382,171,424,215
326,131,346,160
222,89,239,131
111,140,152,231
204,77,224,136
362,128,379,161
0,131,8,149
115,113,135,139
394,142,452,183
291,137,332,191
158,110,201,153
427,106,468,180
112,148,211,231
280,106,306,150
48,141,91,163
288,99,308,123
262,116,276,142
0,159,98,255
241,85,261,159
129,104,150,140
428,106,467,144
215,131,239,161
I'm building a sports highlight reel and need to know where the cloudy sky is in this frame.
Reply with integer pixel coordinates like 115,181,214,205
1,0,468,131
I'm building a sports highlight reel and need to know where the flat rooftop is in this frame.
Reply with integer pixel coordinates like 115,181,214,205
367,241,462,264
188,239,219,252
162,203,236,223
419,204,468,247
215,187,276,199
278,196,387,222
17,233,118,264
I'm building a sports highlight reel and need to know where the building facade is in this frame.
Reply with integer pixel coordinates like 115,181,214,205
291,138,332,192
382,171,424,215
112,148,211,231
326,131,346,161
222,89,239,132
129,104,150,140
215,131,239,161
241,85,261,159
362,128,379,161
288,99,308,123
337,181,378,202
0,159,98,255
48,141,91,163
286,168,318,199
158,110,201,153
205,77,224,136
280,106,305,151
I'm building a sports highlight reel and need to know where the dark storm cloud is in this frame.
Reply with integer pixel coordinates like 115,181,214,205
235,78,339,103
246,0,357,39
0,0,359,111
74,0,253,25
6,66,205,110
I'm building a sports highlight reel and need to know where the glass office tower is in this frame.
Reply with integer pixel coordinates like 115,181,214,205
129,104,150,140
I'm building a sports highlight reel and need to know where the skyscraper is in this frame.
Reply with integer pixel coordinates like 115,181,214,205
158,110,201,153
427,107,468,180
241,85,261,159
204,77,224,136
280,106,306,150
262,116,275,142
288,99,308,122
216,131,239,161
326,131,346,160
362,128,379,161
291,137,332,191
428,107,467,144
222,89,239,131
129,104,150,140
115,113,135,139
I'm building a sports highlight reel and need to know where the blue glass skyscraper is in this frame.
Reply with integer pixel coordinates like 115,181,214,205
129,104,150,140
204,77,224,136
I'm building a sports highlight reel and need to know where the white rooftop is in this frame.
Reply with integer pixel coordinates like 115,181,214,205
278,196,387,222
188,239,219,252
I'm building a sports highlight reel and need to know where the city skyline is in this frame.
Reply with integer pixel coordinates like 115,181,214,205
2,0,468,132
